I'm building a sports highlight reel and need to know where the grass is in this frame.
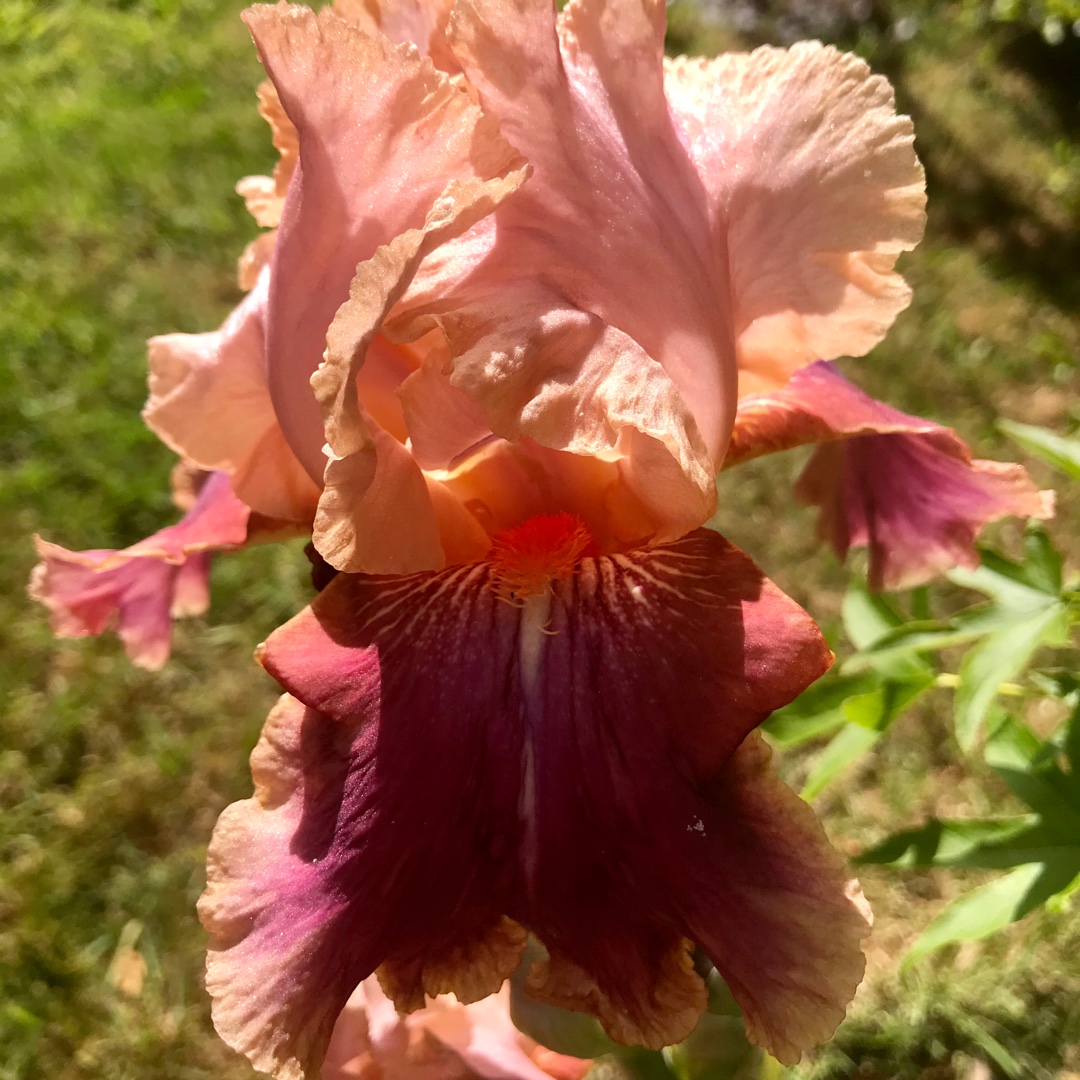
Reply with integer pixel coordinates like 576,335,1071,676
1,1,1077,1078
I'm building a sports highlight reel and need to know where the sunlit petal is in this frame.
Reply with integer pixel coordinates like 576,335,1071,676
144,270,321,523
246,2,527,482
30,472,253,669
727,362,1054,589
202,528,853,1072
665,43,925,395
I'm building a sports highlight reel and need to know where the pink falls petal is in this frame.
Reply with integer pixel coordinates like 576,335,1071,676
208,528,856,1072
244,3,526,483
727,362,1054,590
676,732,871,1064
798,438,1055,591
199,686,524,1080
30,546,180,671
665,43,925,395
30,472,250,669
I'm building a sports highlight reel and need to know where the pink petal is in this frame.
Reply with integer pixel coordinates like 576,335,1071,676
199,691,521,1080
333,0,461,72
413,985,585,1080
665,43,925,395
203,527,858,1073
144,270,321,523
328,978,582,1080
389,286,717,550
727,362,1054,589
309,166,523,573
30,546,179,671
171,551,212,618
245,3,527,482
238,231,277,292
30,472,251,669
799,439,1055,591
416,434,661,560
323,977,586,1080
235,80,299,229
398,354,495,474
440,0,736,460
679,732,872,1064
120,470,253,561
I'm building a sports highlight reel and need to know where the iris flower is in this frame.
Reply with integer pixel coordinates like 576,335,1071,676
30,0,1053,1077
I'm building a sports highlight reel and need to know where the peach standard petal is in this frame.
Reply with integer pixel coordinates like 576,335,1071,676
447,0,734,453
390,0,923,511
333,0,460,73
144,272,322,523
236,79,299,230
387,0,736,499
665,43,925,396
726,362,1054,589
388,285,717,552
244,2,527,487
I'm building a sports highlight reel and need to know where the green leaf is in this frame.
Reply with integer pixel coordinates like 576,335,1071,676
857,816,1038,868
953,604,1069,751
999,418,1080,480
762,707,846,749
800,723,880,800
509,944,617,1059
948,548,1060,606
794,667,933,798
663,1014,763,1080
903,863,1050,967
841,583,904,649
841,605,1031,674
841,582,935,681
1029,669,1080,703
841,670,935,731
904,852,1080,967
1021,525,1063,595
1065,701,1080,776
763,671,877,749
985,715,1080,822
954,1015,1025,1080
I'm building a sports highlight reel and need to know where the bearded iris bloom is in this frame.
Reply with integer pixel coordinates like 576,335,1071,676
30,0,1054,1077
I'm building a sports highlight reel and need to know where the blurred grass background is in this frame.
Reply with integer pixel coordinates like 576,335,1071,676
0,1,1077,1077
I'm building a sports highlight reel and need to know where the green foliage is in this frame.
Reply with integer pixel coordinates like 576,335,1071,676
1000,419,1080,480
1,3,282,1078
765,429,1079,1073
827,526,1079,752
959,0,1080,43
773,423,1080,980
509,941,619,1060
860,709,1080,964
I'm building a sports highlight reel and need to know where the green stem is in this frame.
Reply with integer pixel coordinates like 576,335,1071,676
935,672,1025,696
